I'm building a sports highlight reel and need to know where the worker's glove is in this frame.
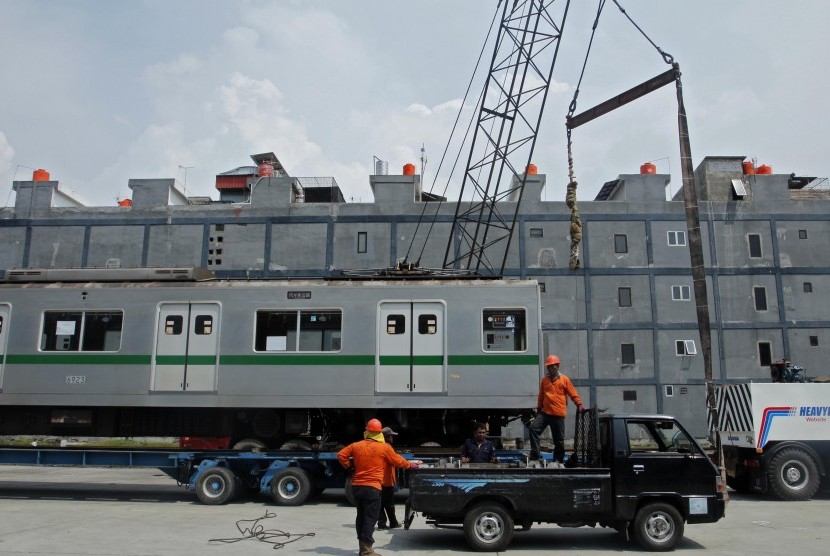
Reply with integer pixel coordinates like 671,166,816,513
577,404,585,413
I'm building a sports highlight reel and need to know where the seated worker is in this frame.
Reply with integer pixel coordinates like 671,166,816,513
460,422,497,464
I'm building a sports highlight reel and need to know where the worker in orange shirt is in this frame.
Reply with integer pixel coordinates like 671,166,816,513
376,427,401,530
529,354,584,464
338,419,418,556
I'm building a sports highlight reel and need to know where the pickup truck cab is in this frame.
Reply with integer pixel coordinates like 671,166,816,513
406,411,726,551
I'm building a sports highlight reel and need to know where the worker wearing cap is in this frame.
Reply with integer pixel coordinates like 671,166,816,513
529,354,584,463
338,419,417,556
376,427,402,530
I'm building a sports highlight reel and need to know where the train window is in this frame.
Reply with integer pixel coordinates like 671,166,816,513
482,309,526,352
194,315,213,335
299,310,342,351
418,314,437,335
41,310,123,352
255,309,342,352
81,311,123,351
387,315,405,335
165,315,183,335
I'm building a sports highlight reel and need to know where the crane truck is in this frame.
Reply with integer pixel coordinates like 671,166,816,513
715,361,830,500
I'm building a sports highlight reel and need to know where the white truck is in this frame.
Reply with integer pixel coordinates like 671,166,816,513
715,375,830,500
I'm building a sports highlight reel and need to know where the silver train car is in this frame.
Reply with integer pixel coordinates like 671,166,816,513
0,270,542,447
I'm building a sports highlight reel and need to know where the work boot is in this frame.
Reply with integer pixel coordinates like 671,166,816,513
359,540,382,555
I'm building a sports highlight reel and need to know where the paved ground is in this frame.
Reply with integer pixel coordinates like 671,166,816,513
0,465,828,555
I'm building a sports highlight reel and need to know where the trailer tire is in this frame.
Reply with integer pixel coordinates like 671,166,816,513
768,448,820,501
196,466,237,505
632,502,683,551
270,468,311,506
232,438,267,452
463,502,514,552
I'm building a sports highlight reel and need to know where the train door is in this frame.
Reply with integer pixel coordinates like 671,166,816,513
0,304,8,388
377,301,445,393
152,302,220,392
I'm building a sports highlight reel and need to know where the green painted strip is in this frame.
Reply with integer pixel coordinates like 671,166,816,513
378,355,444,365
220,354,374,366
4,353,538,367
448,354,539,366
5,354,152,365
155,355,217,365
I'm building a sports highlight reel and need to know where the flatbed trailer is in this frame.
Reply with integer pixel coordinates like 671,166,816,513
0,445,532,506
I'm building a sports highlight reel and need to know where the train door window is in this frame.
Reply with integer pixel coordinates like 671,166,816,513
299,310,342,351
165,315,183,335
41,311,82,351
418,314,437,335
81,311,123,351
386,314,405,335
255,311,298,351
194,315,213,335
482,309,526,352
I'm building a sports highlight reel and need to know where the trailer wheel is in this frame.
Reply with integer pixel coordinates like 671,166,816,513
232,438,267,452
768,448,820,501
196,466,237,505
270,468,311,506
632,502,684,551
463,502,514,552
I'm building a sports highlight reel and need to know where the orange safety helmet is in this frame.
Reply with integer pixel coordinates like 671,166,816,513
366,418,383,432
545,354,560,366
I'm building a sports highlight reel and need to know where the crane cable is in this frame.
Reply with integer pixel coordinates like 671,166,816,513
403,1,503,268
564,0,608,271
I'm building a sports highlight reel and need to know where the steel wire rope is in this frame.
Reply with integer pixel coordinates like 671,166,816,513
403,1,503,268
209,511,316,550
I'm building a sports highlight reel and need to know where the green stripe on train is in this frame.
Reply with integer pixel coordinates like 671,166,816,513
5,354,152,365
4,353,538,366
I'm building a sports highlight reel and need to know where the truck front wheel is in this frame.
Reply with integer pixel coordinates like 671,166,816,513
463,502,514,552
632,502,684,551
768,448,820,501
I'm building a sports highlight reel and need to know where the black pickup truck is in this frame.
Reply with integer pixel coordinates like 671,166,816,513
405,411,726,551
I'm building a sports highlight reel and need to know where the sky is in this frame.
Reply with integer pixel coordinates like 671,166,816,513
1,0,828,207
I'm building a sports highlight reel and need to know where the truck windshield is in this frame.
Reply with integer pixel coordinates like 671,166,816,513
626,420,698,454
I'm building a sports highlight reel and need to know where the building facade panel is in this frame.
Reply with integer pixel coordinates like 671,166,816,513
589,274,652,324
585,221,648,268
590,329,654,380
270,223,327,270
775,220,830,267
146,224,203,267
28,226,85,268
87,225,144,268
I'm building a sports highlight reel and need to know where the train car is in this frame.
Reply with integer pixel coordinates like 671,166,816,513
0,269,542,447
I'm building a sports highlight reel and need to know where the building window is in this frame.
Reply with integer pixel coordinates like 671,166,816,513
667,230,686,246
671,285,691,301
623,390,637,401
618,287,632,308
529,227,543,238
675,339,697,356
621,343,635,365
41,310,123,352
665,385,674,397
482,309,527,352
810,335,819,347
754,286,768,311
804,282,813,293
255,309,342,352
539,283,546,293
357,231,367,253
798,229,808,239
748,234,762,258
758,342,772,366
614,234,628,254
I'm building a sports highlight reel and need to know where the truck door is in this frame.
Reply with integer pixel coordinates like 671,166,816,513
616,418,717,504
152,302,220,392
0,304,8,388
377,301,445,393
